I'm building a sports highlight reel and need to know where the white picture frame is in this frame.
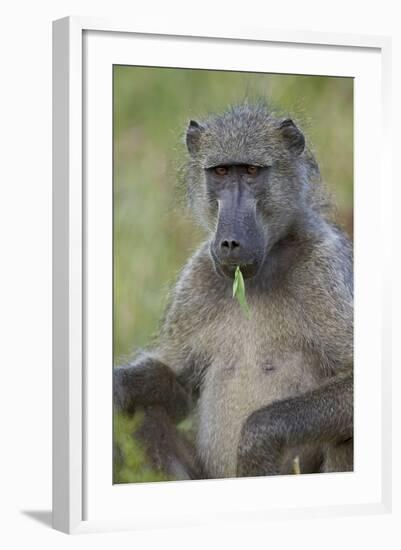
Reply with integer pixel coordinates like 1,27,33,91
52,16,392,534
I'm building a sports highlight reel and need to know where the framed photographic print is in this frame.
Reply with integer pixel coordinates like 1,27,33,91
52,17,392,534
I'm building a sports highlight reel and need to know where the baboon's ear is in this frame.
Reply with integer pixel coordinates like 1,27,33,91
186,120,204,155
278,119,305,155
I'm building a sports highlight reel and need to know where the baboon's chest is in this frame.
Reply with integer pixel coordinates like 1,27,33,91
195,301,321,478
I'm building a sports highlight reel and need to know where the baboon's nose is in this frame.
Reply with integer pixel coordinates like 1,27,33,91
220,239,242,262
221,239,240,252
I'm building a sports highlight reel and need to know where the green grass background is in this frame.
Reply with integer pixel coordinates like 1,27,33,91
113,66,353,483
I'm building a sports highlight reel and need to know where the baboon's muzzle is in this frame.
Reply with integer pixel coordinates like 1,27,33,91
210,193,265,280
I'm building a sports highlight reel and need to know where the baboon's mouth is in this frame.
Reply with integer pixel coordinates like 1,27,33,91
209,246,260,280
215,260,259,280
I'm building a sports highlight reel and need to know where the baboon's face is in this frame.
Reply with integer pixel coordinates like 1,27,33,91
205,164,267,280
185,112,306,281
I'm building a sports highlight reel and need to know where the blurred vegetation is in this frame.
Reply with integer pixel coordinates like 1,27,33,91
113,413,168,483
113,66,353,483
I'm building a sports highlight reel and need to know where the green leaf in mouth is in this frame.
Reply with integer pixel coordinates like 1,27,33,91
233,266,251,319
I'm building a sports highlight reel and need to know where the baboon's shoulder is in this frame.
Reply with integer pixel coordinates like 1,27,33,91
161,241,224,329
313,223,352,294
291,222,353,335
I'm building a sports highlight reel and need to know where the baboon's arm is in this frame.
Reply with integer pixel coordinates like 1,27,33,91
133,406,203,480
114,359,203,480
237,373,353,476
114,250,210,422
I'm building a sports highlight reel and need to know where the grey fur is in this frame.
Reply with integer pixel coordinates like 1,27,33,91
114,101,353,480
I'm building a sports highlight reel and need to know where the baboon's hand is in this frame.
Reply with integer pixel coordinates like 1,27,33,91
113,359,192,422
237,404,285,477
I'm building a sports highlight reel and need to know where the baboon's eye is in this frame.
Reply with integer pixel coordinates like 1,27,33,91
247,165,259,176
214,166,228,176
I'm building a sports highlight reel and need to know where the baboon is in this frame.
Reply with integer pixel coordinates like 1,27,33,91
114,102,353,480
